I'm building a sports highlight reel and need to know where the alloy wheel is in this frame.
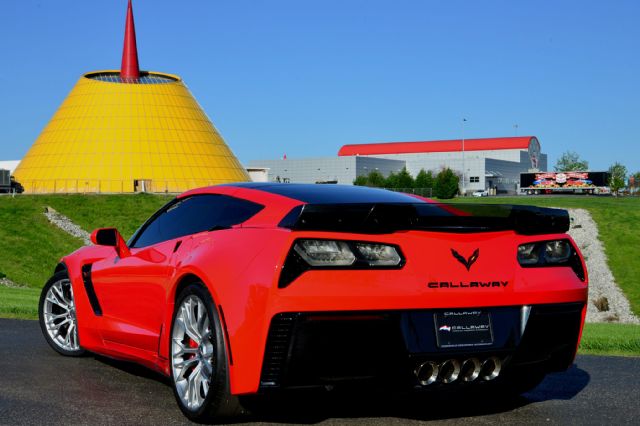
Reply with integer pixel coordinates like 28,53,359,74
171,295,214,411
42,278,80,351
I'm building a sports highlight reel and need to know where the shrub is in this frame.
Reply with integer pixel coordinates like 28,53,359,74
415,169,434,189
353,175,368,186
434,168,459,199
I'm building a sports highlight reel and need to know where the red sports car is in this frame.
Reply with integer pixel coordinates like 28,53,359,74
39,183,588,422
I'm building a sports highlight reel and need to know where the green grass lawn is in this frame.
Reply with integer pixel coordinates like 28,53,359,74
0,194,171,287
0,194,171,318
448,196,640,317
0,196,84,288
0,194,170,287
41,193,173,241
579,323,640,356
0,286,41,319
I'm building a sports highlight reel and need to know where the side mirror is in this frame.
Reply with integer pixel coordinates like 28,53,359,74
90,228,131,258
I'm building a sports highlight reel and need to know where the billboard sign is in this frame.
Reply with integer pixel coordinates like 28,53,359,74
521,171,609,189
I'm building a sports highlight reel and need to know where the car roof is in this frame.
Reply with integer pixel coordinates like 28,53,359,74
218,182,426,204
177,184,430,228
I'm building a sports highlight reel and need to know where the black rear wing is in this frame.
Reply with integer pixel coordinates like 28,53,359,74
278,203,570,235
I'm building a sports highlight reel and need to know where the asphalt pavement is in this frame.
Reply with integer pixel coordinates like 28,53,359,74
0,318,638,425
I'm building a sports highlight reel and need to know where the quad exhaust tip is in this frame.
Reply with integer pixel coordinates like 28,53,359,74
460,358,481,382
438,359,460,384
414,361,439,386
414,357,502,386
480,356,502,381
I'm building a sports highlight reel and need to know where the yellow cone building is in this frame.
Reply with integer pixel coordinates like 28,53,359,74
14,1,249,193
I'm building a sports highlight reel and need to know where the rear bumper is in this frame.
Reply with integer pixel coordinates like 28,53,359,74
258,303,585,391
220,230,588,394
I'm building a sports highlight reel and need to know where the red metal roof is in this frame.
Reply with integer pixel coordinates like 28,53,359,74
338,136,535,156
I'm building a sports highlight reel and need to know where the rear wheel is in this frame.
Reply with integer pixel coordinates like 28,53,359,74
38,271,85,356
170,283,243,422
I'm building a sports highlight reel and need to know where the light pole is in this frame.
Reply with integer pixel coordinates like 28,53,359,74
462,118,467,195
514,123,519,136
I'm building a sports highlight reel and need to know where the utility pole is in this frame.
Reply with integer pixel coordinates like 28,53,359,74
462,118,467,196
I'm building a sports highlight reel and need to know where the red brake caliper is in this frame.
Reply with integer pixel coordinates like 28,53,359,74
186,337,198,373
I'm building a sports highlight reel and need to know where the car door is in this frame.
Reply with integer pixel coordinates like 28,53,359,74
90,197,205,353
90,239,177,353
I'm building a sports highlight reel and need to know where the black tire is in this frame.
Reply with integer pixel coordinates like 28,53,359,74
170,283,244,423
38,271,85,357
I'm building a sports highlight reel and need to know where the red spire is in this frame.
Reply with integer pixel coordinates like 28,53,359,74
120,0,140,81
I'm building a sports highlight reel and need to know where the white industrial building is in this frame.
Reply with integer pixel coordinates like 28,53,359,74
0,160,21,175
248,136,546,194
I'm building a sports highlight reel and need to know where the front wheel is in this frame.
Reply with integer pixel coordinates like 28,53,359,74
38,271,85,356
170,283,243,422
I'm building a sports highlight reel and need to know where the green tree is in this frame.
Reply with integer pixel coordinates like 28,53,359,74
384,171,398,188
367,170,386,187
415,169,434,189
554,151,589,171
608,162,627,195
434,168,459,199
394,168,414,189
353,175,368,186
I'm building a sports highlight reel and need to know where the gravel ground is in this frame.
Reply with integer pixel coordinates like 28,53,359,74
43,206,91,246
34,206,640,324
0,277,26,288
566,208,639,324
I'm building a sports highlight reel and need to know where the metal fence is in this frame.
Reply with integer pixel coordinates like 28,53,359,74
20,179,224,194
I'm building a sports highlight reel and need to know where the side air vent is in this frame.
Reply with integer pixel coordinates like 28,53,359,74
81,264,103,316
259,313,297,388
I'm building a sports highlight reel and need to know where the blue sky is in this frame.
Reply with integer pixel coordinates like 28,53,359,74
2,0,639,173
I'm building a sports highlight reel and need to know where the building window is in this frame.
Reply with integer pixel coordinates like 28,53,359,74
470,176,480,183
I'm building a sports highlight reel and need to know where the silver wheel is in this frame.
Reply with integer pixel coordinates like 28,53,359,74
171,295,214,411
43,278,80,352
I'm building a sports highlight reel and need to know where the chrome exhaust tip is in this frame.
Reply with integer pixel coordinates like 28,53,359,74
438,359,461,384
415,361,439,386
480,356,502,381
460,358,482,382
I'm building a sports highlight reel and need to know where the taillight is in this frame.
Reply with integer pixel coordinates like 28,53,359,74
517,239,585,281
279,239,404,288
293,240,356,266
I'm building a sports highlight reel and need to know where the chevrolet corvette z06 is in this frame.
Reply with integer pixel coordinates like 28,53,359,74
39,183,588,422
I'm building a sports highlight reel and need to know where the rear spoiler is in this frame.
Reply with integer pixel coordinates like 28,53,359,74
278,203,570,235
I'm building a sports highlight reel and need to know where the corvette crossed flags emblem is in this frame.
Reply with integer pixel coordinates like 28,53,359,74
451,248,480,271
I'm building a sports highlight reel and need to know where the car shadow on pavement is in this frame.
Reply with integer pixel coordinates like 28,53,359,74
236,365,591,424
93,355,171,385
89,355,590,424
236,391,529,424
522,363,591,402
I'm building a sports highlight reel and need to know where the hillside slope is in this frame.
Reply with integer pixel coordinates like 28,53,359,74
0,194,171,318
